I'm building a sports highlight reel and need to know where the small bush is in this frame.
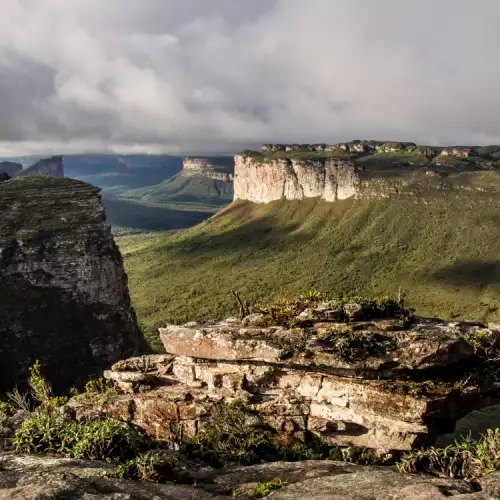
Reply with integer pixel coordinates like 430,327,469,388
398,429,500,480
183,401,276,466
253,293,413,328
106,452,179,482
325,330,396,362
14,415,147,462
252,478,288,497
76,377,120,404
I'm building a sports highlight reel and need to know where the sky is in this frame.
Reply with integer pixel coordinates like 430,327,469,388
1,0,500,155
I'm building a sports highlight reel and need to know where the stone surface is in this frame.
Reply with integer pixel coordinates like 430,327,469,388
0,176,146,393
2,453,498,499
0,453,213,499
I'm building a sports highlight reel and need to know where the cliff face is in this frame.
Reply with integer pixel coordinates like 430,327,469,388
234,142,500,204
14,156,64,178
0,177,146,393
234,154,359,203
182,157,234,182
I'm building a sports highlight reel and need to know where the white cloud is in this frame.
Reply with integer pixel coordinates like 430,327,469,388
0,0,500,154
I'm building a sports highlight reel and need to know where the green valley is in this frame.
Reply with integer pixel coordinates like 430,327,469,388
117,170,500,350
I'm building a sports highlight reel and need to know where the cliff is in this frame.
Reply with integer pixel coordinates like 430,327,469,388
14,155,64,178
235,141,500,203
234,154,358,203
0,176,146,393
182,157,234,182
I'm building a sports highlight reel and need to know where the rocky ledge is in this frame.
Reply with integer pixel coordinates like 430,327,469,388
2,452,500,499
68,298,500,455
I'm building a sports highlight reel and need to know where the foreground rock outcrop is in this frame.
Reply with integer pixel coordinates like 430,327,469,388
69,299,500,455
2,452,499,499
0,176,146,393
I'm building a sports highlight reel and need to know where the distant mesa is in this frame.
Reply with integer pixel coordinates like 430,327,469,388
0,156,64,179
182,157,234,182
260,141,474,158
0,161,23,177
234,140,500,204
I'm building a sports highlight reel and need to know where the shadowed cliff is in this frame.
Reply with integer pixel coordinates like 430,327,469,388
0,176,147,392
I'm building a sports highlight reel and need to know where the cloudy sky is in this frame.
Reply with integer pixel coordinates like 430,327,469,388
1,0,500,155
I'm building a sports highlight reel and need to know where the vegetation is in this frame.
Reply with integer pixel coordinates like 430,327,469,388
116,181,500,349
398,429,500,480
251,479,289,497
122,173,233,206
104,452,180,482
14,415,146,461
182,401,277,466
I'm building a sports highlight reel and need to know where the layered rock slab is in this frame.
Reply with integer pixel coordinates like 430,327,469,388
69,314,500,454
0,176,146,392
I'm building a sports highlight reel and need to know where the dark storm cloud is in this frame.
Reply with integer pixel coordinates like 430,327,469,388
0,0,500,154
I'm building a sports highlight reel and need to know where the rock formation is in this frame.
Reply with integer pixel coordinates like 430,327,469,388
69,302,500,455
235,141,500,203
234,155,359,203
13,155,64,178
2,452,498,499
0,176,146,393
0,161,22,177
182,157,234,182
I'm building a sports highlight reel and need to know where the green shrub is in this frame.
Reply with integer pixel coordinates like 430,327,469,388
14,415,146,462
74,377,120,404
106,452,179,482
253,293,413,328
183,401,277,466
398,429,500,480
252,479,288,497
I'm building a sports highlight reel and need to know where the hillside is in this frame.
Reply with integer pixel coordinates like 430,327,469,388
118,167,500,350
123,156,234,207
124,172,233,206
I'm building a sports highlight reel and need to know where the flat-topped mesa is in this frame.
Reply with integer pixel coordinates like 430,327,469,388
235,142,500,204
13,156,64,178
70,298,500,454
182,157,234,182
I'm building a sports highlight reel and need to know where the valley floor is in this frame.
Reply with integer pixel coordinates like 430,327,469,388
117,195,500,350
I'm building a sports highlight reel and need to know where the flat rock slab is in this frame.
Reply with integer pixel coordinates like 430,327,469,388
2,453,497,499
160,318,495,379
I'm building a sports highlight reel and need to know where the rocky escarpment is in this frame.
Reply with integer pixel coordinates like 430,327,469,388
235,141,500,203
234,154,359,203
0,176,146,393
69,300,500,455
14,156,64,178
182,157,234,182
